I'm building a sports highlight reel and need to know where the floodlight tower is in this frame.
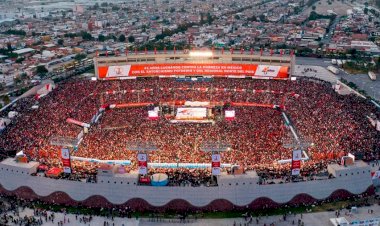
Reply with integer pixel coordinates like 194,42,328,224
126,140,157,176
49,136,79,174
200,140,231,183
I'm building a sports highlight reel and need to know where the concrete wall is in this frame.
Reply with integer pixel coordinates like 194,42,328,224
0,162,373,207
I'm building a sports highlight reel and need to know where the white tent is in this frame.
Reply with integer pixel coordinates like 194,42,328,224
7,111,18,119
330,217,349,226
0,118,11,130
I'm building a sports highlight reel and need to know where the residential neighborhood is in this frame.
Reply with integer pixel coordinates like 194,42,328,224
0,0,379,97
0,1,379,225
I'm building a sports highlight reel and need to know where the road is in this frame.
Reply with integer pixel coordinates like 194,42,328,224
295,57,380,101
321,16,340,44
337,73,380,101
296,57,331,67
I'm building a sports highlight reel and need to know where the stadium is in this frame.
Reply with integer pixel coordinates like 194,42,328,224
0,50,378,212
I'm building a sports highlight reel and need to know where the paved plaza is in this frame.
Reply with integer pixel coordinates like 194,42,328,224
3,202,379,226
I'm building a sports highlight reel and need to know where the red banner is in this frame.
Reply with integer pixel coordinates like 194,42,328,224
110,102,154,108
61,148,71,174
230,102,275,108
212,154,221,175
137,153,148,175
212,161,221,167
66,118,90,128
291,150,302,176
98,64,289,78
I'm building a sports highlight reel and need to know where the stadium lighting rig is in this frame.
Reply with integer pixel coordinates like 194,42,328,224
282,134,312,150
126,140,158,152
189,51,213,57
50,136,79,148
200,141,231,152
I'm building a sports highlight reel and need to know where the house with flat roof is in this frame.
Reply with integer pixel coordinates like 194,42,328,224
13,48,35,56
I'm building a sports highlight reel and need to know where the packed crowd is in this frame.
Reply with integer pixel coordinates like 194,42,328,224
147,168,217,187
0,194,135,226
0,77,379,182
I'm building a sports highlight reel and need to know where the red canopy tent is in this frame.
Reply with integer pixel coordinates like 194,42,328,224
45,167,63,178
38,164,49,171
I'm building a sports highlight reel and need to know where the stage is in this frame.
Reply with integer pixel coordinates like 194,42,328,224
169,119,215,124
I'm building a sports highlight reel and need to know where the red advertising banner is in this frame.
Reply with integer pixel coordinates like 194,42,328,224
212,161,221,167
61,148,71,174
212,154,221,175
66,118,91,128
137,153,148,175
109,102,154,109
98,64,289,78
230,102,275,108
291,150,302,176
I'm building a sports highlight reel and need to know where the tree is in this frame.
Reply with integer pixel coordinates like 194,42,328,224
347,48,357,55
248,15,257,21
13,77,22,85
7,43,12,51
64,33,77,38
7,52,18,59
98,34,106,42
20,72,28,80
312,5,316,11
119,34,126,42
259,14,266,22
234,15,240,20
376,57,380,72
81,31,93,41
364,7,368,15
294,6,301,14
206,12,213,24
200,12,205,24
36,65,48,75
74,53,87,61
15,57,25,63
57,39,64,45
4,29,26,36
128,35,135,43
2,95,10,105
110,35,117,41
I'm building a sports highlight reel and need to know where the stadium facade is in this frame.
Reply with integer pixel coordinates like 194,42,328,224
0,158,374,210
